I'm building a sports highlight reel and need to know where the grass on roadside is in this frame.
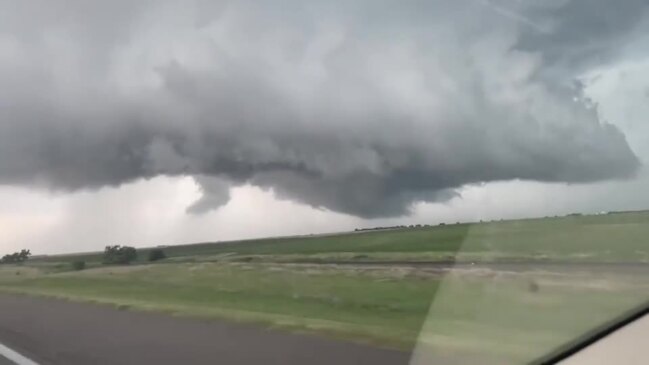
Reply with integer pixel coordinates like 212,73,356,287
1,261,648,363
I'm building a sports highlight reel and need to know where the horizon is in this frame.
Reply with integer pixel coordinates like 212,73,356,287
16,207,648,258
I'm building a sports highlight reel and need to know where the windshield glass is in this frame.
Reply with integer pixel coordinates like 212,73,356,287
0,1,648,365
411,214,649,364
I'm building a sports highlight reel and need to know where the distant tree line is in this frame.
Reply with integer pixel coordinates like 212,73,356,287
102,245,138,265
354,225,407,232
101,245,167,265
1,249,31,264
354,224,435,232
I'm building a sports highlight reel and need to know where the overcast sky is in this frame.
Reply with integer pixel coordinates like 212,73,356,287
1,0,649,255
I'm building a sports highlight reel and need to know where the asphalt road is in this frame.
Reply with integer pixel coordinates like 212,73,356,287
0,294,410,365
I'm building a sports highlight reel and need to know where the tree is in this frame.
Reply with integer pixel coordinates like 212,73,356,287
148,248,167,262
102,245,137,265
1,249,31,264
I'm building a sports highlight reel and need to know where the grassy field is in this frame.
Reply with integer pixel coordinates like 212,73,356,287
2,211,649,363
1,261,647,363
33,210,649,265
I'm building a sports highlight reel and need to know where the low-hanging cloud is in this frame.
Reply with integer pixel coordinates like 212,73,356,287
0,0,644,218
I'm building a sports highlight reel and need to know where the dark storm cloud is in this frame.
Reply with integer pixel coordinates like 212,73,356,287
515,0,649,82
0,0,644,217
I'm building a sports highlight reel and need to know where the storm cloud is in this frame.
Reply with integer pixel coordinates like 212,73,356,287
0,0,644,217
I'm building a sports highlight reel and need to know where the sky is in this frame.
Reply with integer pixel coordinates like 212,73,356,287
1,0,649,255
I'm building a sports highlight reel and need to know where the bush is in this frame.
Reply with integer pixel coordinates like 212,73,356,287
71,261,86,271
148,248,167,262
103,245,137,265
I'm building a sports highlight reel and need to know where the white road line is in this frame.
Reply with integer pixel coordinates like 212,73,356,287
0,342,39,365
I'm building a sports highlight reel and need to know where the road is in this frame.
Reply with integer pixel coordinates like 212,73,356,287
0,294,410,365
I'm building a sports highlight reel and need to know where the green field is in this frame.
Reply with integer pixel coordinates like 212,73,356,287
32,210,649,266
2,211,649,364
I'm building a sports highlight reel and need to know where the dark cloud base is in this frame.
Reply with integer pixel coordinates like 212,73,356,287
0,0,644,218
